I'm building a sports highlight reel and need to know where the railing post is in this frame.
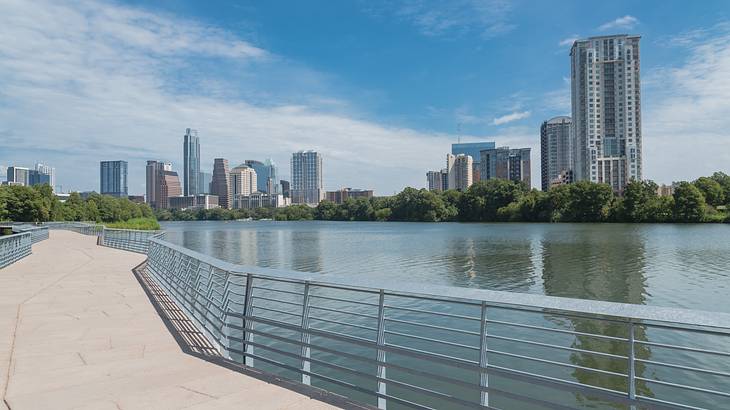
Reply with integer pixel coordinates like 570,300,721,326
376,289,387,410
479,301,489,407
243,273,255,368
628,321,636,409
300,282,312,385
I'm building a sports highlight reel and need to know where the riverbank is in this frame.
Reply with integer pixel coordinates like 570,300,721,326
158,178,730,224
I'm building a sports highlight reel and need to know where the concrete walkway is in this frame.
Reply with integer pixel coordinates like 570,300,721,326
0,231,336,410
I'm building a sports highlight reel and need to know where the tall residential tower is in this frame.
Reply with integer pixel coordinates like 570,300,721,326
570,35,642,193
291,150,323,205
100,160,128,197
183,128,200,196
540,116,573,191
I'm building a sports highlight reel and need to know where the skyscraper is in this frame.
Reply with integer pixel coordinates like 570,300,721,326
7,166,30,186
100,160,128,197
211,158,231,209
540,116,573,191
183,128,200,196
452,154,473,191
230,164,257,197
480,147,531,187
243,159,278,193
452,141,495,181
146,160,171,209
426,170,445,192
280,180,291,199
158,170,182,209
198,171,213,194
291,150,323,205
34,163,55,191
571,35,642,193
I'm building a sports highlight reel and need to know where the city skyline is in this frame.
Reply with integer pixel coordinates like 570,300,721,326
2,1,730,195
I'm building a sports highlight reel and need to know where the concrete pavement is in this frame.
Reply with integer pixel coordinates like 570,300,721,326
0,230,337,410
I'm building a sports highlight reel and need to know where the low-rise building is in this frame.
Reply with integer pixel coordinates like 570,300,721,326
232,192,289,209
325,188,374,204
169,194,219,210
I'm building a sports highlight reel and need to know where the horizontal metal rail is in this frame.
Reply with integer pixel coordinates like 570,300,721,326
0,231,32,269
47,222,730,410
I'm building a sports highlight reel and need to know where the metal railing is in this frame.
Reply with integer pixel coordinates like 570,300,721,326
141,234,730,410
100,227,160,254
0,231,32,269
10,224,50,244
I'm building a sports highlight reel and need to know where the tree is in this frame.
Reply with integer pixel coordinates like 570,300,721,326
710,172,730,205
694,177,725,207
390,188,451,222
458,179,527,222
559,181,614,222
315,201,340,220
673,182,706,222
621,180,659,222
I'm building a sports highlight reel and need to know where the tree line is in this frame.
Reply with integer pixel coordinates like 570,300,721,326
159,172,730,224
0,184,154,223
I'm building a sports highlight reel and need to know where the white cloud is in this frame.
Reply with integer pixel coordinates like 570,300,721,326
0,0,456,195
643,23,730,183
558,35,579,47
383,0,515,39
493,111,531,125
598,15,639,31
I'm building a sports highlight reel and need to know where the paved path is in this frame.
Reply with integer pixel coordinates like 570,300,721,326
0,231,335,410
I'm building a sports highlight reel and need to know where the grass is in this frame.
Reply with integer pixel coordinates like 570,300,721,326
105,217,161,230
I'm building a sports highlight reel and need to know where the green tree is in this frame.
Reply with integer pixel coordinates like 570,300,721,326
559,181,614,222
390,187,451,222
458,179,527,222
673,182,706,222
621,180,659,222
710,172,730,205
315,200,340,220
694,177,725,207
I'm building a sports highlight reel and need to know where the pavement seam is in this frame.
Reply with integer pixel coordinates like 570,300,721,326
1,240,95,409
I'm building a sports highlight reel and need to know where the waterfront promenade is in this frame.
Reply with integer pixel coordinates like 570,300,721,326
0,231,334,410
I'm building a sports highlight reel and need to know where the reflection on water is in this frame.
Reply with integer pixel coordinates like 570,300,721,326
161,220,730,409
162,221,730,313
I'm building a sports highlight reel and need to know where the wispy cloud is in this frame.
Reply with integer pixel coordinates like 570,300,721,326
559,35,579,47
370,0,515,39
0,0,456,194
598,15,639,31
643,22,730,183
493,111,530,125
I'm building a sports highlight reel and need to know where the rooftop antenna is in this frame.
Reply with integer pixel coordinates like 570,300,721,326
457,123,462,144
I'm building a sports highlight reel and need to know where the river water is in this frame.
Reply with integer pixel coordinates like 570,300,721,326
160,221,730,409
161,220,730,312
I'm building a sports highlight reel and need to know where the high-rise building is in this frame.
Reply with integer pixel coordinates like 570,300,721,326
230,164,257,197
450,154,473,191
280,180,291,199
100,160,128,197
211,158,231,209
243,159,278,193
34,163,55,191
291,151,323,205
158,170,182,209
426,170,445,192
146,160,171,209
183,128,200,196
198,172,212,194
571,35,642,193
452,142,495,181
7,166,30,186
540,116,573,191
480,147,531,187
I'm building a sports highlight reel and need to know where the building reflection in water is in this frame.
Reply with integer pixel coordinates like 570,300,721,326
541,225,653,404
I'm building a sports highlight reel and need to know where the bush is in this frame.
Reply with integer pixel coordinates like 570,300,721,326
105,217,160,230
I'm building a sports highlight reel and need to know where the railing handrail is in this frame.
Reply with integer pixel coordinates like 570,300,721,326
147,235,730,331
0,231,32,241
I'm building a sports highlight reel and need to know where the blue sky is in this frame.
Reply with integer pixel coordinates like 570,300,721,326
1,0,730,194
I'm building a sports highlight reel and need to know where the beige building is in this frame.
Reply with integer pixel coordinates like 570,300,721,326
446,154,473,191
325,188,374,204
230,165,257,197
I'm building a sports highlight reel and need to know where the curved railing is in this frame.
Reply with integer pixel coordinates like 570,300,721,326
41,223,730,409
0,231,32,269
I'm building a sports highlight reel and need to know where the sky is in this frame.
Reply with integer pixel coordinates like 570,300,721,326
1,0,730,195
